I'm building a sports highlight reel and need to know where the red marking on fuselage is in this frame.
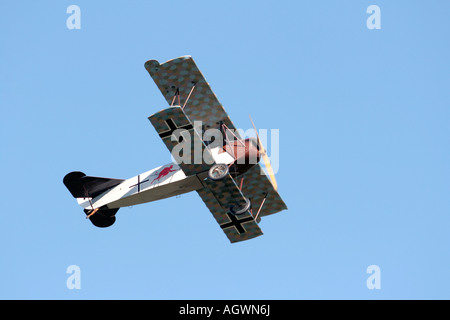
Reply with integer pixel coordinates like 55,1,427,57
151,165,178,184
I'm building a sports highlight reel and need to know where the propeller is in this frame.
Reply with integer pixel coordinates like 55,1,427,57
249,115,278,191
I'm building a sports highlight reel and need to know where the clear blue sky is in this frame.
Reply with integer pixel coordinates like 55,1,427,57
1,1,449,299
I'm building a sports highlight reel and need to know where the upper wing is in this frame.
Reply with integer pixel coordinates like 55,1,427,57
145,56,241,138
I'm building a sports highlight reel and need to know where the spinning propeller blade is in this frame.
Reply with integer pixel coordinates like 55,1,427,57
249,115,278,191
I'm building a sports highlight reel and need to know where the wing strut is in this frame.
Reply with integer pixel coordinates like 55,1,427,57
169,83,196,110
182,82,196,110
254,192,269,222
222,123,245,147
239,177,244,191
170,88,180,106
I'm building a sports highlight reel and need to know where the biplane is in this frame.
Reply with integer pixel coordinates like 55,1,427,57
63,56,287,243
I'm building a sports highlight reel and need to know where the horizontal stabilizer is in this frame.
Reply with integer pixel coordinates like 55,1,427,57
63,171,124,199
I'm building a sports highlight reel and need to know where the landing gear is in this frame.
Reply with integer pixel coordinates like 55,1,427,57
208,163,251,215
230,197,251,215
208,163,229,181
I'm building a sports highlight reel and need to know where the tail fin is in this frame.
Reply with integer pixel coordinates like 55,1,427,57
63,171,124,228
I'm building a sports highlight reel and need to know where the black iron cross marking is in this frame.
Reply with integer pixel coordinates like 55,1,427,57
129,175,149,192
159,118,193,139
220,213,254,234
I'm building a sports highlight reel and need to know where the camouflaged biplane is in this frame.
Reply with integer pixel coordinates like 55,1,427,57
63,56,287,243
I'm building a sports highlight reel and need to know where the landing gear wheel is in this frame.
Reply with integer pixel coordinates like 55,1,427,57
208,163,229,181
230,197,251,215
